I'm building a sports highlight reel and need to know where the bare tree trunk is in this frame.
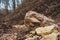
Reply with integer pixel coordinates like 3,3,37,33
5,0,9,15
13,0,16,11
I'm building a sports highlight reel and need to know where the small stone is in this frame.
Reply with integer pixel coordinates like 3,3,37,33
25,35,41,40
25,37,34,40
33,35,41,40
24,34,33,38
35,24,56,35
30,31,35,34
41,32,60,40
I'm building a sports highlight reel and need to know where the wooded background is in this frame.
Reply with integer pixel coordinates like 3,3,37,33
0,0,23,23
0,0,60,25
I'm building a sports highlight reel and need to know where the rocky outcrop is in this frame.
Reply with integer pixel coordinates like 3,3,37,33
0,11,60,40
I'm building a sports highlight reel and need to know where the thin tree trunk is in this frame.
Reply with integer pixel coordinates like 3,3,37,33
13,0,15,11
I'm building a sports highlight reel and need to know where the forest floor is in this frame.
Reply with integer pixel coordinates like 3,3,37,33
0,11,60,40
0,0,60,40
